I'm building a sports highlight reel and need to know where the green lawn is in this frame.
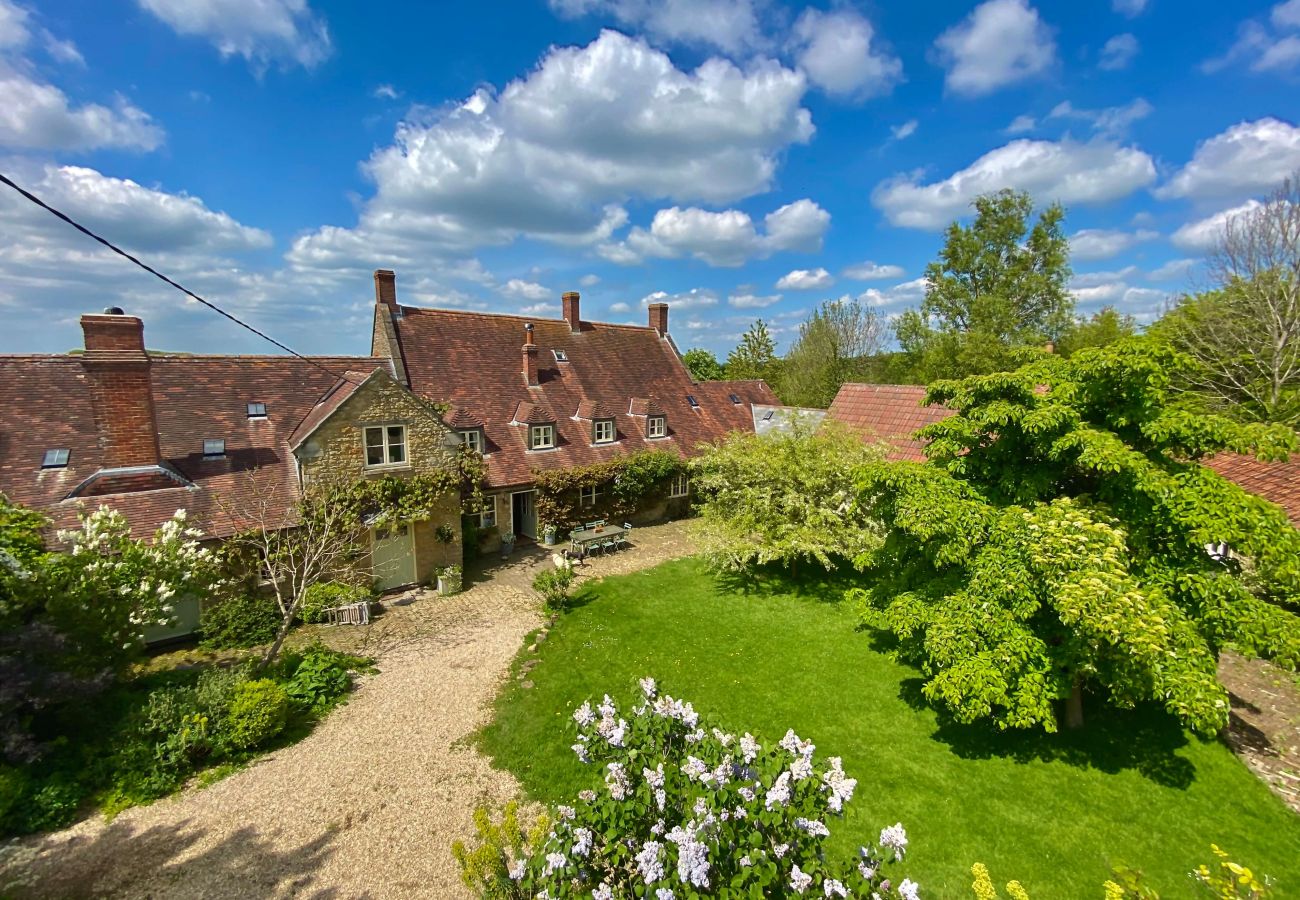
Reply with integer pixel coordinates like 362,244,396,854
479,557,1300,898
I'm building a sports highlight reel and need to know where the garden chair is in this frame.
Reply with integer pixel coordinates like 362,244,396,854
617,523,632,549
600,534,619,554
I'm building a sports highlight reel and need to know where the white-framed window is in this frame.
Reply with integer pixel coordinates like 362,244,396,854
647,415,667,438
580,484,603,506
479,497,497,528
365,424,407,467
203,439,225,458
669,473,689,498
247,401,267,418
593,419,615,444
459,429,482,453
530,423,555,450
41,448,69,468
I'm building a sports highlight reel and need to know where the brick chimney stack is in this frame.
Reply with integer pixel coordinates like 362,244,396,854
648,302,668,336
374,269,398,313
522,323,539,386
80,311,161,469
562,291,581,333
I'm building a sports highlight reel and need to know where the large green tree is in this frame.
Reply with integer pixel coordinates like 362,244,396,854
896,189,1073,382
777,297,888,408
850,338,1300,734
681,347,724,382
724,319,780,382
1056,306,1136,357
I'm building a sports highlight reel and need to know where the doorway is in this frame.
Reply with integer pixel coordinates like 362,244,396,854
511,490,537,540
372,523,416,591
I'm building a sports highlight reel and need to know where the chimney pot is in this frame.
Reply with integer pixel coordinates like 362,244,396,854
648,302,668,336
104,306,125,315
374,269,398,313
562,291,581,332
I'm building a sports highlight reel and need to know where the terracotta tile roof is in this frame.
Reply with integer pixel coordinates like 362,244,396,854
445,406,483,429
0,354,394,540
826,383,954,461
1204,453,1300,527
628,397,665,417
511,399,556,425
574,399,616,420
288,369,385,449
389,307,778,487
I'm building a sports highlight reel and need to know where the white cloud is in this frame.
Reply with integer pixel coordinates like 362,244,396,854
608,300,631,313
1069,227,1158,261
501,278,551,302
872,138,1156,229
1170,200,1264,251
842,261,905,280
548,0,764,55
857,276,928,309
1069,269,1167,317
578,273,600,287
1005,113,1036,134
1112,0,1147,17
1048,98,1152,136
600,198,829,267
640,288,718,310
373,84,399,100
290,31,814,271
1204,7,1300,75
1098,33,1139,70
932,0,1056,97
789,7,902,99
1148,258,1196,281
728,291,782,308
891,119,918,140
775,267,833,290
137,0,331,70
1156,118,1300,200
1276,0,1300,28
519,302,560,316
0,0,28,49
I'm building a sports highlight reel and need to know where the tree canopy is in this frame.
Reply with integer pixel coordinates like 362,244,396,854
896,190,1073,382
777,297,888,408
681,347,724,382
850,338,1300,735
724,319,780,383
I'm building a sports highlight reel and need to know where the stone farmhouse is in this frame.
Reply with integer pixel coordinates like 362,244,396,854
0,271,780,638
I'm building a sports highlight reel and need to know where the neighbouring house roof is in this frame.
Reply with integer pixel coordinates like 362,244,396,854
0,354,395,540
752,405,827,437
386,307,778,487
288,368,386,449
826,382,1300,525
826,383,954,461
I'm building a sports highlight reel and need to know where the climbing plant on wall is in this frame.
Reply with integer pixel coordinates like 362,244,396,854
533,450,684,531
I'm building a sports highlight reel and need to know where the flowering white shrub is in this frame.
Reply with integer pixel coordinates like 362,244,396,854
457,679,920,898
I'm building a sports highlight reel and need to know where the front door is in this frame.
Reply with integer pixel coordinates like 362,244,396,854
511,490,537,540
372,523,416,591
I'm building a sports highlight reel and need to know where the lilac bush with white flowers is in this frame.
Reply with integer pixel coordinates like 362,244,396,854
456,679,920,898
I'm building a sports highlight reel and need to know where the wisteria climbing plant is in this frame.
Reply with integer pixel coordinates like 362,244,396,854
454,679,920,899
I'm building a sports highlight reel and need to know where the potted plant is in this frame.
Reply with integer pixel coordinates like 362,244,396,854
542,523,558,546
436,565,463,595
500,531,516,559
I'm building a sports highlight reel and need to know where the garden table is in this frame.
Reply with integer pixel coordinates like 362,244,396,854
570,525,626,558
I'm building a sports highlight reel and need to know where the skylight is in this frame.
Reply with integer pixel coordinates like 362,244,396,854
203,439,226,458
762,410,775,421
553,349,569,362
42,448,69,468
729,393,741,404
247,401,267,418
687,394,699,408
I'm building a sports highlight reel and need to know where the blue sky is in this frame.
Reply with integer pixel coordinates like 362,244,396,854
1,0,1298,358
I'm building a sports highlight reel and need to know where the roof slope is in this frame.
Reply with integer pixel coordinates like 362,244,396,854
0,355,393,538
826,383,953,461
1204,453,1300,527
391,307,777,486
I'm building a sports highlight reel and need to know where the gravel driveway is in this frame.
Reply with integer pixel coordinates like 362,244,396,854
0,523,693,899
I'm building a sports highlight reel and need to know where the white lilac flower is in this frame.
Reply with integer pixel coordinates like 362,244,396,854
773,843,790,859
636,840,665,883
684,728,705,744
572,827,593,857
795,817,830,837
821,757,857,813
765,771,792,810
579,789,596,803
666,824,710,889
651,819,666,836
556,805,576,820
682,756,708,781
640,676,657,698
858,860,876,880
597,716,628,747
790,754,814,781
780,728,816,760
598,694,617,719
606,762,630,800
507,859,526,880
692,796,708,818
592,884,613,900
824,879,849,898
571,742,590,763
573,702,597,727
898,878,920,900
709,759,732,787
656,890,675,900
644,764,665,788
654,788,666,810
879,823,908,860
732,805,747,819
740,733,760,763
739,854,753,867
737,786,756,803
789,864,813,894
711,727,734,746
544,851,567,873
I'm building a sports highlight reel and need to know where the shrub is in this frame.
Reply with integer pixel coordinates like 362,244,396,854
455,679,919,898
0,764,31,832
199,594,280,649
532,565,575,612
283,642,369,713
23,774,81,833
437,565,463,595
225,679,289,750
300,581,370,625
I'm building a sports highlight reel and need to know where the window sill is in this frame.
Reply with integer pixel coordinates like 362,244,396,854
526,446,559,453
364,462,412,472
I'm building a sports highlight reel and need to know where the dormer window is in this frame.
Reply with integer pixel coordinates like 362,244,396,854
593,419,615,444
365,424,407,467
41,448,69,468
247,402,267,418
530,424,555,450
203,439,226,459
459,429,483,453
647,415,667,438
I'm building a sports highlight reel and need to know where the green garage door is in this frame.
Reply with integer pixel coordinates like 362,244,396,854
372,523,416,591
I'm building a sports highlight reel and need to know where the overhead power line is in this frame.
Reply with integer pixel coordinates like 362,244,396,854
0,170,364,386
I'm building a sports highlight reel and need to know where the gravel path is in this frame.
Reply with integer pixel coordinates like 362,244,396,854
0,523,693,899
